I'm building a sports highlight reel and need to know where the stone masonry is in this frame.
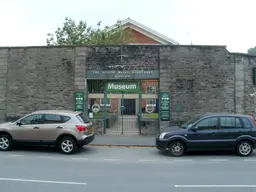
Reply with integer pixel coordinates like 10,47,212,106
74,47,87,115
86,45,159,71
159,47,171,131
165,46,234,125
231,53,256,116
0,45,255,133
5,47,75,120
0,49,8,122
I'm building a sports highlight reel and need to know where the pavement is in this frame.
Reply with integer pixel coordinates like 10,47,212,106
1,146,256,191
90,135,155,147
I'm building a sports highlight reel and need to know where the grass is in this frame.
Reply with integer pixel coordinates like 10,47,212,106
93,112,116,119
145,113,158,119
93,112,159,119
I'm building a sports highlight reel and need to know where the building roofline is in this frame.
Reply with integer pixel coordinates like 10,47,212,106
230,52,256,57
0,44,228,49
108,17,179,45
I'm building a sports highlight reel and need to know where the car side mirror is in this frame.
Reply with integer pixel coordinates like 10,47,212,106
191,126,198,131
16,121,22,126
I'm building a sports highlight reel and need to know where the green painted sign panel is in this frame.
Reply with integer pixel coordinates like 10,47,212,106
106,82,139,93
86,70,159,79
160,92,170,121
74,92,84,112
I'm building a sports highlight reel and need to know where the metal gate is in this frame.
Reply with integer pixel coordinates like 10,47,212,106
104,92,140,135
87,80,159,135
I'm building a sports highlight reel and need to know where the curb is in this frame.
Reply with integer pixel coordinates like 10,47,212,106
89,144,155,148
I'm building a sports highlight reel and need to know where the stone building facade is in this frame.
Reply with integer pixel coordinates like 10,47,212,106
0,45,255,135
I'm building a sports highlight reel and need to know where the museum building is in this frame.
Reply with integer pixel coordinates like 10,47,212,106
0,18,256,135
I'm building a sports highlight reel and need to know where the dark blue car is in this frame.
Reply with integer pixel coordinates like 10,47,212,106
155,113,256,157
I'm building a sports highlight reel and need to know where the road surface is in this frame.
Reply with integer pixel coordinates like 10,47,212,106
1,146,256,192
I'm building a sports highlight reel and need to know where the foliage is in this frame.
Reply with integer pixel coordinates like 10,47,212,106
247,47,256,56
46,17,132,46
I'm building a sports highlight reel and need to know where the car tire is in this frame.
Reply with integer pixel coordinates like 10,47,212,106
168,140,186,157
0,134,12,151
58,137,77,154
236,140,253,157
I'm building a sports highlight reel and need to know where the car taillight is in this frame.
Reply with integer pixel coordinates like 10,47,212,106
250,116,256,126
76,125,87,132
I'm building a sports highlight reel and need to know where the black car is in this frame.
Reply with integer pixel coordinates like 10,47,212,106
155,113,256,157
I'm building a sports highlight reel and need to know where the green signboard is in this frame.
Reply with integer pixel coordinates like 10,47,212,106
74,92,84,112
160,92,170,121
106,82,139,93
86,70,159,79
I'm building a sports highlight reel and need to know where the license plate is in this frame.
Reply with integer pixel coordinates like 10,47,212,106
89,127,94,133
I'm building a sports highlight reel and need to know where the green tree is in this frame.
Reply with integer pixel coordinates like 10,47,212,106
46,17,132,46
247,47,256,56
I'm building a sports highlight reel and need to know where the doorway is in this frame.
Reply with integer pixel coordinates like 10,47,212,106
121,99,136,115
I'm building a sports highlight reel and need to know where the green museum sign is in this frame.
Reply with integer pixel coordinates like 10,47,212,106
106,82,139,93
74,92,84,112
86,70,159,79
160,92,170,121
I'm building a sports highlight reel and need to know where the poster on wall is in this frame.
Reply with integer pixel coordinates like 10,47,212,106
160,92,170,121
74,92,84,112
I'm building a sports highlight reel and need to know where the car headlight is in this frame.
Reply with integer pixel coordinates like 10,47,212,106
159,132,167,139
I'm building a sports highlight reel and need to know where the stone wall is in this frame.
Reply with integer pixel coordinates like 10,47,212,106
231,53,256,116
1,45,256,133
0,49,8,122
159,46,171,131
5,47,75,120
159,46,234,129
86,45,159,71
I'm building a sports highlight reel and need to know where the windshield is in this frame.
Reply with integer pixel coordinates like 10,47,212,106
181,116,201,129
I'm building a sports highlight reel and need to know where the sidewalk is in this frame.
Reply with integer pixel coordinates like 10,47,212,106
90,135,155,147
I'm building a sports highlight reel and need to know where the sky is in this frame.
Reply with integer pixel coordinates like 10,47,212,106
0,0,255,53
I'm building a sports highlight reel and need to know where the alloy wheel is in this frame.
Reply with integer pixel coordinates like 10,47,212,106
239,142,252,156
61,140,74,153
171,142,184,156
0,136,10,150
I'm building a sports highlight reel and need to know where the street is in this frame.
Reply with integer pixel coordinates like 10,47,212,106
1,146,256,192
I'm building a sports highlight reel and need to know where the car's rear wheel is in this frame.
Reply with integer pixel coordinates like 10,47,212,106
236,140,253,157
168,140,186,157
0,134,12,151
58,137,77,154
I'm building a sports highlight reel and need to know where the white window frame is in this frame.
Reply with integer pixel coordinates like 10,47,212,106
146,86,157,94
146,99,156,106
146,86,157,107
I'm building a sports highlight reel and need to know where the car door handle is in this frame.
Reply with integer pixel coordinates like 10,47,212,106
33,126,39,129
56,126,63,129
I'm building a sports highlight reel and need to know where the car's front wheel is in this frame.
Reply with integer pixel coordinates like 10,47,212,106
168,140,186,157
0,134,12,151
58,137,77,154
236,140,253,157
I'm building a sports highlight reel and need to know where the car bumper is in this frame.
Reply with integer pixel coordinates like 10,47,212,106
77,134,95,147
155,137,168,151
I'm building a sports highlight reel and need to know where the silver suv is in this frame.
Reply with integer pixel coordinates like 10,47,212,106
0,110,95,154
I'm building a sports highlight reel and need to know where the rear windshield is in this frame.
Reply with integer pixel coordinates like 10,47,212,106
76,113,91,123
